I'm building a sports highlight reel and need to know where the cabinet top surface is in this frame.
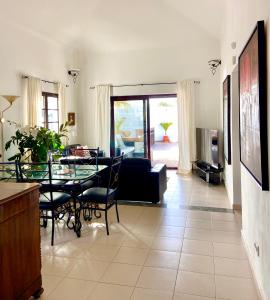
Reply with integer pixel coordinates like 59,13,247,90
0,182,39,204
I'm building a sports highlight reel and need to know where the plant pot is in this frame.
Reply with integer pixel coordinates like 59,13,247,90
163,135,170,143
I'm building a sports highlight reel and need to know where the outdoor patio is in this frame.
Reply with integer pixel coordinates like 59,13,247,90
151,142,179,168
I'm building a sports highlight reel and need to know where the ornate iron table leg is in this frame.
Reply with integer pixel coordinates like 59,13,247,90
83,202,93,221
73,199,82,237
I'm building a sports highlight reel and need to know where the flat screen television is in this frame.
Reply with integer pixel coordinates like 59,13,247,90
196,128,221,169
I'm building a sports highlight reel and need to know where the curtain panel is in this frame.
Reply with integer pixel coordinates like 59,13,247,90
177,80,196,174
93,85,112,155
57,82,67,126
22,77,42,127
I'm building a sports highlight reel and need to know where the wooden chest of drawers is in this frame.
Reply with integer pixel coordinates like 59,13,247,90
0,183,43,300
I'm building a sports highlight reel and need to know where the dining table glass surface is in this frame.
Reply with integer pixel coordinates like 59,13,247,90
0,163,107,181
49,164,107,181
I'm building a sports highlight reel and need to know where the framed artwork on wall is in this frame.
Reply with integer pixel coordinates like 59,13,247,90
239,20,269,190
223,75,231,165
68,112,75,126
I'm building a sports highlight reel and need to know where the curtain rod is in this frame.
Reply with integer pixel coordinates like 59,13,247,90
89,81,200,90
22,75,69,88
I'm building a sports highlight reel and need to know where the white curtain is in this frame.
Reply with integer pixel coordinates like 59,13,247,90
57,82,67,125
177,80,196,174
22,77,42,127
93,85,112,155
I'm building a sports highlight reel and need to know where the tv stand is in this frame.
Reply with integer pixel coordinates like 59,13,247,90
193,161,223,184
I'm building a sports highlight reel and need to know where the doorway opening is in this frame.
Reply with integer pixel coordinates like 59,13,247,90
110,94,179,168
149,96,178,168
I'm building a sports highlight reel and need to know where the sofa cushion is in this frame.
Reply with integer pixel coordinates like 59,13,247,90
121,158,151,172
39,192,71,209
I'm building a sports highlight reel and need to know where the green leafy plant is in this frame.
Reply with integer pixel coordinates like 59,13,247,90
5,121,70,162
115,117,126,134
160,122,173,135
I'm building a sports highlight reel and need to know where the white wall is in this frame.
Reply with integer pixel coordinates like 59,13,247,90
221,1,270,298
77,34,221,148
0,20,78,160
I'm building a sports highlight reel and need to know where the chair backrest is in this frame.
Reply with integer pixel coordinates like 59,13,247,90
0,162,19,182
70,147,99,170
73,147,99,157
107,155,123,193
62,144,81,156
17,161,75,203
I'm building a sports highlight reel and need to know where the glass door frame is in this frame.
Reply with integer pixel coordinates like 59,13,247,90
110,94,177,159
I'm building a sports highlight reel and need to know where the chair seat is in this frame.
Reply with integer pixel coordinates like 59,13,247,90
66,179,95,192
40,180,67,193
39,192,71,209
78,187,115,204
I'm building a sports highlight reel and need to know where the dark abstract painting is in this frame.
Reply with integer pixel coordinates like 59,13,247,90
239,20,268,190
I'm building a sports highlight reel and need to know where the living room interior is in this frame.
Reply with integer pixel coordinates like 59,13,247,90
0,0,270,300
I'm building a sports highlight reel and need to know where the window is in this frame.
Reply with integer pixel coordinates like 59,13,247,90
42,92,59,132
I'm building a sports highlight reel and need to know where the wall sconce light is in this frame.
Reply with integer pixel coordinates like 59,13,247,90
0,95,19,161
68,69,80,83
208,59,221,75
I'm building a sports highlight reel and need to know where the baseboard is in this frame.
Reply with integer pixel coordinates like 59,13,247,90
241,230,265,300
233,203,242,211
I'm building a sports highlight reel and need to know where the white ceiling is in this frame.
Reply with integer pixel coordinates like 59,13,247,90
0,0,226,51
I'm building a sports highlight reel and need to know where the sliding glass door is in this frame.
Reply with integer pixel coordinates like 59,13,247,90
110,94,178,168
111,96,148,158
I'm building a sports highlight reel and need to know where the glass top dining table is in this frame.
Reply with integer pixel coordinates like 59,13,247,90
0,163,108,182
47,164,107,181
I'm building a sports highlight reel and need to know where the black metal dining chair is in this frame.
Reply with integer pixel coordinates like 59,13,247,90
61,147,100,191
78,156,123,235
17,161,73,246
73,147,100,169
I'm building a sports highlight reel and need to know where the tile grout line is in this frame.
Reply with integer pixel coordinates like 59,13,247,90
172,231,184,299
212,212,217,299
129,208,153,300
41,274,66,297
118,201,234,213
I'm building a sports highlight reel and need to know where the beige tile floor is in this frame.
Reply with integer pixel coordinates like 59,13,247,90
36,173,260,300
163,171,230,209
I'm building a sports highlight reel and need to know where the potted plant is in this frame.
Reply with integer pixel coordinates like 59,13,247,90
5,122,69,162
160,122,173,143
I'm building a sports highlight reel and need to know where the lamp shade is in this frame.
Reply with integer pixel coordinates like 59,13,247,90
1,95,19,104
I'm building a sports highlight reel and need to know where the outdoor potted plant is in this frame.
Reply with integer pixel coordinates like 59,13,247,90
160,122,173,143
5,121,69,162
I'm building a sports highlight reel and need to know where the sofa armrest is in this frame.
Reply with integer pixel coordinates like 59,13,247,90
148,164,167,202
151,163,166,173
